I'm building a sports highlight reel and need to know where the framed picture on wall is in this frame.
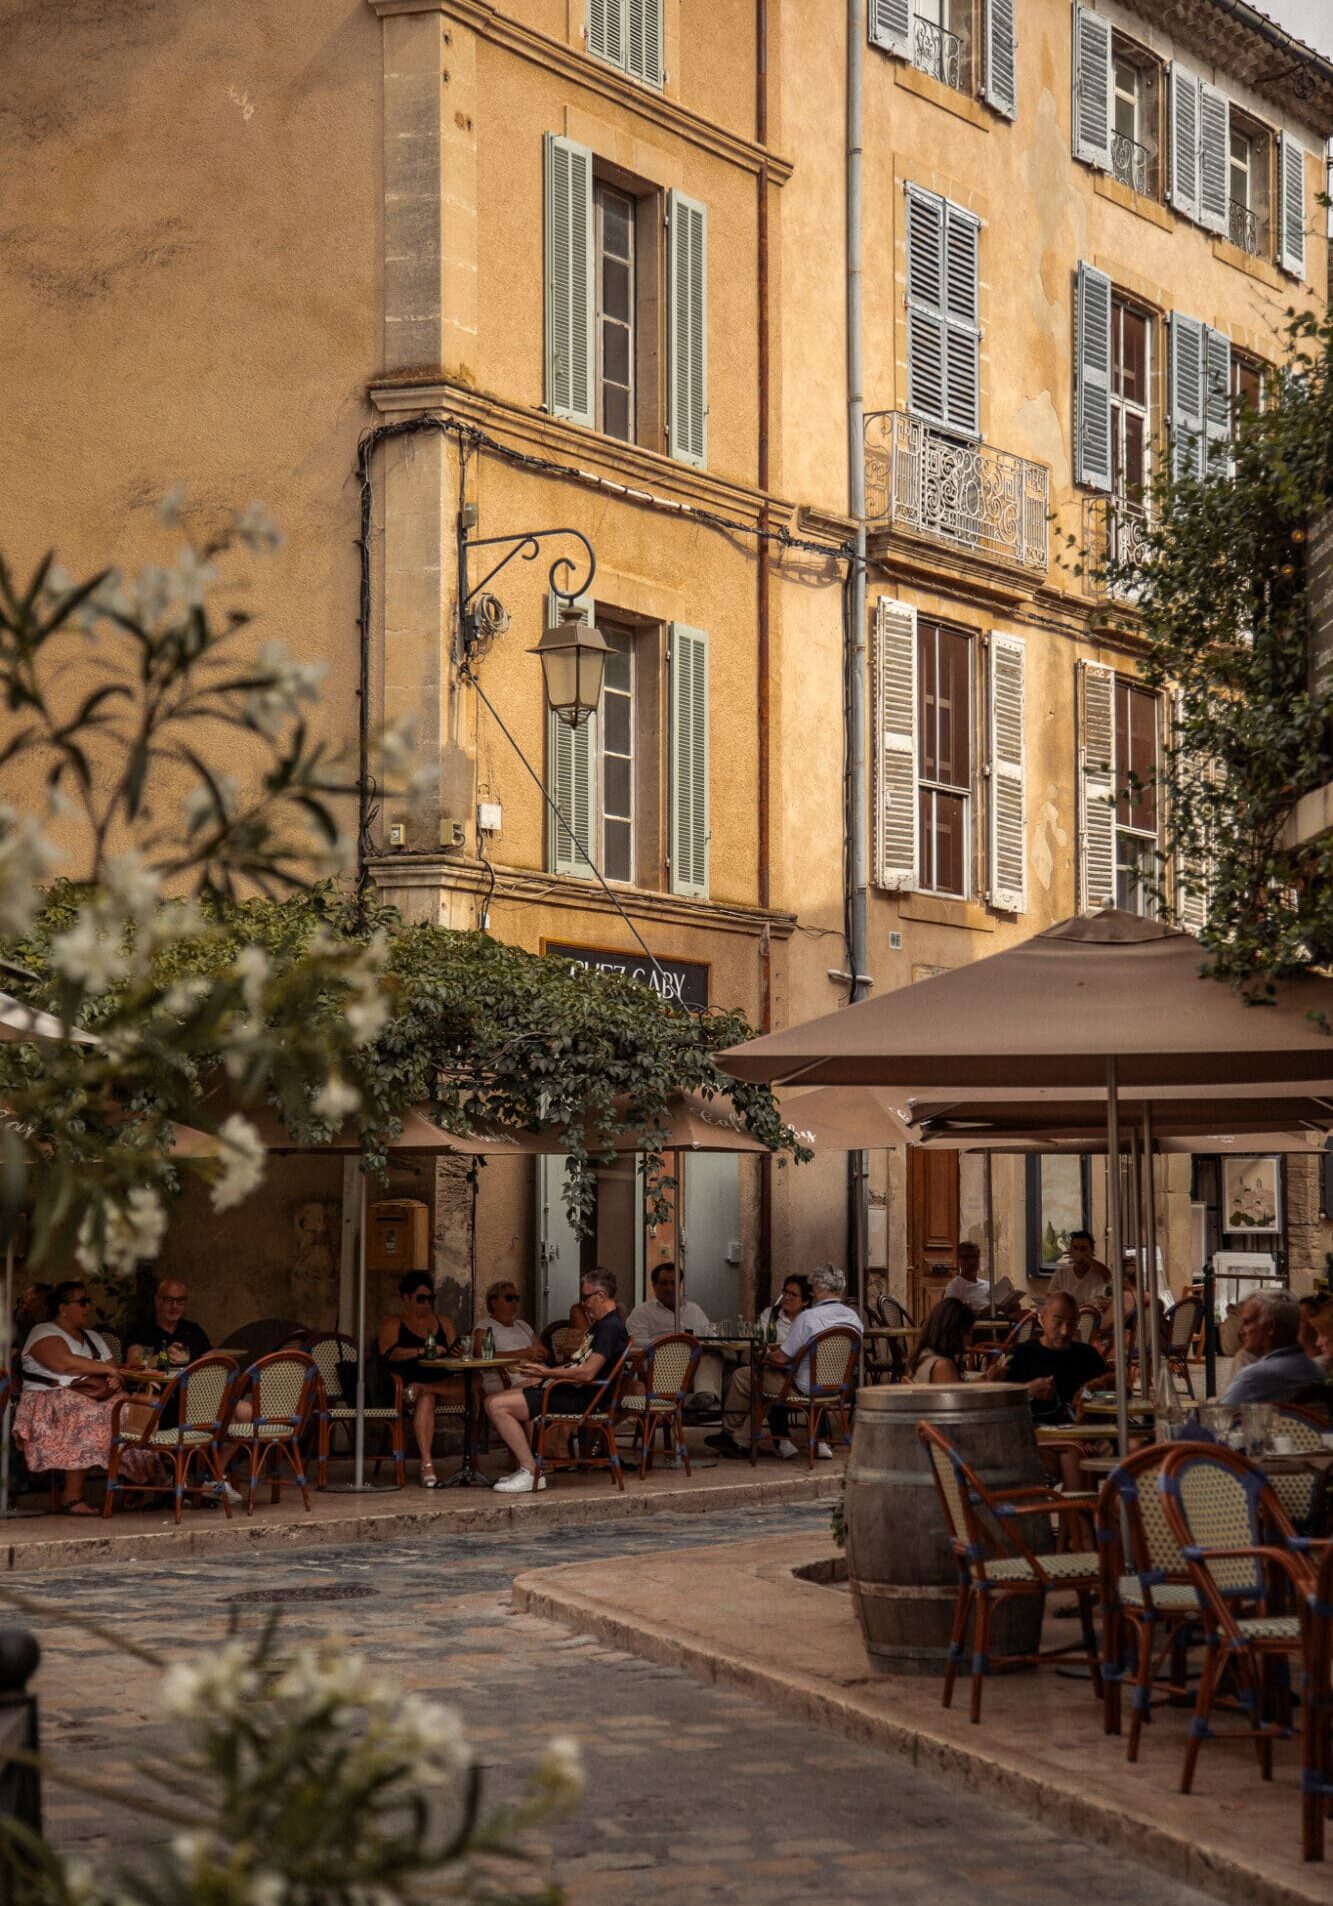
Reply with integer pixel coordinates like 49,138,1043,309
1221,1155,1282,1235
1025,1155,1092,1271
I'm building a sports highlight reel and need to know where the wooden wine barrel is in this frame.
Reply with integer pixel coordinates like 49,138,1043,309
843,1382,1053,1675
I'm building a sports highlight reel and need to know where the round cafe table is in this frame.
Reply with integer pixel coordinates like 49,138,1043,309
417,1354,526,1487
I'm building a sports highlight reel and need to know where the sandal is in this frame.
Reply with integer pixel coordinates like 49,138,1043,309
419,1467,440,1489
58,1500,97,1517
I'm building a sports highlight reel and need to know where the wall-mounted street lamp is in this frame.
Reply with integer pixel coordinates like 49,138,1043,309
457,513,609,726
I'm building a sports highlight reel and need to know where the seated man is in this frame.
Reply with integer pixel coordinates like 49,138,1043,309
1048,1229,1112,1307
486,1267,628,1494
705,1275,811,1459
626,1263,722,1414
1222,1290,1326,1406
760,1263,862,1461
1000,1290,1106,1494
943,1241,1021,1315
125,1277,211,1368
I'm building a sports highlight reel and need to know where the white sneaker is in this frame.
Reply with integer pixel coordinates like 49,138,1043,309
816,1442,834,1460
206,1481,244,1506
493,1469,546,1494
776,1438,798,1460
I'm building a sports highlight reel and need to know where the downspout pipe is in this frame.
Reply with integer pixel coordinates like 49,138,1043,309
846,0,869,1299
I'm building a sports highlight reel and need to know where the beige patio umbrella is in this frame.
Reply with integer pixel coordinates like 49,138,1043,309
720,910,1333,1453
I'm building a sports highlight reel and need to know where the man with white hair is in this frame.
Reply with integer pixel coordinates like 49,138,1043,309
761,1263,861,1460
1222,1290,1325,1406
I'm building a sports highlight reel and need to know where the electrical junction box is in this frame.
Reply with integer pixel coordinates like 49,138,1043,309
367,1199,430,1272
477,801,502,834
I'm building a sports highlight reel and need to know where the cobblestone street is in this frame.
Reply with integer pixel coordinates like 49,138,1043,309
15,1502,1218,1905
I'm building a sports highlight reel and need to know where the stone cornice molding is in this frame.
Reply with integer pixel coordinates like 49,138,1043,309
1115,0,1333,135
366,0,794,184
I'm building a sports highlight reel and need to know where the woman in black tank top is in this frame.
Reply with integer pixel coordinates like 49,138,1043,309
376,1271,463,1488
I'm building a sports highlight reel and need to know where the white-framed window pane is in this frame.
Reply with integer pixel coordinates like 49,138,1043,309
1228,126,1251,209
1113,58,1138,143
1115,832,1157,915
917,620,972,899
595,183,635,443
600,627,634,883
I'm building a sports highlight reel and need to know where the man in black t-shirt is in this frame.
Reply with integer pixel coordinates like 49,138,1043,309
125,1277,212,1369
1003,1291,1105,1423
487,1268,629,1494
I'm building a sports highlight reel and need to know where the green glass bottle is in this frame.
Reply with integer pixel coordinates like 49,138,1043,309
483,1326,495,1359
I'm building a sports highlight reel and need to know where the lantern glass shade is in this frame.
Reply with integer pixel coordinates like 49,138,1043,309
529,607,612,727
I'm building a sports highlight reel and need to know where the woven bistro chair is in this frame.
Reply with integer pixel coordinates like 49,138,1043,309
529,1352,630,1491
1302,1538,1333,1863
1158,1442,1316,1795
1160,1296,1203,1397
1075,1305,1101,1344
1094,1446,1203,1760
104,1354,240,1523
304,1333,407,1489
917,1419,1104,1725
752,1327,859,1467
1271,1404,1331,1539
225,1349,320,1515
971,1308,1038,1371
616,1334,702,1478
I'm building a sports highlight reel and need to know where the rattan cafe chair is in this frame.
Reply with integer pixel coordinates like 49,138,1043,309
1158,1442,1316,1795
1271,1403,1331,1539
225,1349,320,1515
751,1327,859,1468
304,1332,407,1489
615,1333,702,1478
1161,1296,1203,1398
1301,1538,1333,1863
917,1419,1104,1725
104,1353,241,1524
529,1352,630,1491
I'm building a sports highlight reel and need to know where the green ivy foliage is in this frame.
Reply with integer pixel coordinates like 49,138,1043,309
1099,309,1333,995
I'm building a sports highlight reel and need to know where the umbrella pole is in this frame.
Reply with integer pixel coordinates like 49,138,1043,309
674,1149,683,1330
985,1152,996,1321
1106,1059,1129,1461
1128,1127,1149,1402
331,1167,392,1493
1142,1102,1160,1397
0,1236,13,1516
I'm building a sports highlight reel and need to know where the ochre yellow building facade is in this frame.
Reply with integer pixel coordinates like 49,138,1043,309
4,0,1332,1337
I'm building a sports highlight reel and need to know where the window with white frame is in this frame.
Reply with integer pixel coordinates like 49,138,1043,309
587,0,663,88
1077,661,1160,915
1111,296,1151,505
594,183,635,442
867,0,1016,119
918,620,973,898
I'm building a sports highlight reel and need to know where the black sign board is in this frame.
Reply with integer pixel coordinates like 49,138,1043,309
545,941,709,1010
1308,506,1333,701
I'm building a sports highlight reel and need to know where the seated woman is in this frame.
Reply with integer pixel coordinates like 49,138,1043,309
471,1280,546,1395
377,1272,463,1490
910,1297,975,1384
485,1267,628,1495
706,1276,812,1459
13,1280,155,1515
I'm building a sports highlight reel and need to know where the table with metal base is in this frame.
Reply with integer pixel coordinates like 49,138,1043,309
419,1355,521,1488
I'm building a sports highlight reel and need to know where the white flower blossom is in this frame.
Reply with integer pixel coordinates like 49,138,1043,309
161,976,211,1018
535,1734,584,1807
77,1185,168,1275
380,714,417,777
313,1076,360,1122
156,483,186,528
245,642,326,738
235,501,282,552
0,809,58,939
211,1114,266,1212
183,774,239,833
160,1640,259,1721
390,1691,471,1783
244,1872,285,1906
62,1857,96,1905
103,853,160,923
171,547,217,611
50,909,130,996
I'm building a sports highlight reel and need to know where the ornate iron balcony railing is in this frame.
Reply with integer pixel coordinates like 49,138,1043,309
1111,131,1151,196
865,412,1049,571
1083,495,1150,599
913,18,964,91
1228,197,1259,255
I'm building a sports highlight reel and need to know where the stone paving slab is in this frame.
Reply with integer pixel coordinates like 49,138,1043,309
0,1460,840,1572
512,1529,1324,1906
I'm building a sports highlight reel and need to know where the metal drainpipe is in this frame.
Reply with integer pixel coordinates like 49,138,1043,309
846,0,869,1300
756,0,773,1306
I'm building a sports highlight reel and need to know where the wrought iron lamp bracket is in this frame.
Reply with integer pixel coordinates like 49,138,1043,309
457,522,597,663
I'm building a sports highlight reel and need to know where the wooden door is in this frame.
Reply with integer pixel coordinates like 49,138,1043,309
907,1146,960,1322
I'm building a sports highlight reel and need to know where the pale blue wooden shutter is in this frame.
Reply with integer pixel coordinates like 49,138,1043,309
1071,5,1112,170
943,202,981,438
548,593,596,876
669,624,710,897
1168,65,1200,222
544,135,593,427
1198,82,1229,236
1075,262,1112,492
872,598,919,892
906,187,946,427
1078,660,1117,912
1170,313,1205,480
668,192,708,468
1204,327,1231,469
987,633,1027,913
626,0,663,86
984,0,1017,120
1278,133,1306,279
869,0,912,58
588,0,623,67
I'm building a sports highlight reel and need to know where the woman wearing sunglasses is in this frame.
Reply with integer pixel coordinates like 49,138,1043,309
471,1281,546,1395
377,1271,462,1488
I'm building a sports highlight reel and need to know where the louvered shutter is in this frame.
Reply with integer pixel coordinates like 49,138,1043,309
1278,133,1306,279
906,188,946,427
668,192,708,468
1168,65,1200,222
1204,326,1231,469
872,599,919,892
1071,5,1112,170
1078,660,1117,912
943,203,981,438
1198,82,1229,235
669,624,710,897
869,0,912,58
548,593,596,876
544,135,593,427
987,634,1027,913
626,0,663,86
588,0,623,67
1170,313,1206,481
983,0,1017,119
1074,262,1112,492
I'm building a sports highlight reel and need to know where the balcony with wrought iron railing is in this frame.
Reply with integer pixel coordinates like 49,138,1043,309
1083,494,1150,600
1228,197,1259,255
865,412,1049,572
912,18,965,92
1111,131,1152,197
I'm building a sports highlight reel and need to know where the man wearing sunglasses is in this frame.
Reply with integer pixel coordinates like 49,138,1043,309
486,1267,627,1493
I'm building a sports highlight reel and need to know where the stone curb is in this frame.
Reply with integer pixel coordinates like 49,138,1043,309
0,1471,840,1575
512,1565,1321,1906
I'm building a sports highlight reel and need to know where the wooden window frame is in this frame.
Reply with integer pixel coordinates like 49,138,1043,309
916,618,975,901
